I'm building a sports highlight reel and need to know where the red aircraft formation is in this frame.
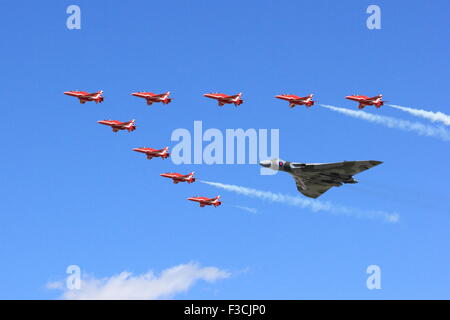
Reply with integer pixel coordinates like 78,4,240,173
64,89,387,110
131,91,172,105
345,94,386,109
133,147,170,160
203,92,244,106
64,88,389,208
160,172,196,184
64,90,104,104
275,94,315,108
97,119,136,132
188,195,222,208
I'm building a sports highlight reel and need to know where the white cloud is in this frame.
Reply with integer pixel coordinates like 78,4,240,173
48,262,230,300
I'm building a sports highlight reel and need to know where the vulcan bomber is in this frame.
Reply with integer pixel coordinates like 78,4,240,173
259,159,382,198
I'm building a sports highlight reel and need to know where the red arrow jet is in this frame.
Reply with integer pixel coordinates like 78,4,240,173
275,93,315,108
188,195,222,207
203,92,243,106
97,119,136,132
133,147,169,160
345,94,386,109
131,91,172,105
160,172,195,184
64,90,104,104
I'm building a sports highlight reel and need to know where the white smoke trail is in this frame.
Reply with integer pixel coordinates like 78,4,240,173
389,104,450,126
233,205,258,214
321,104,450,141
200,180,399,223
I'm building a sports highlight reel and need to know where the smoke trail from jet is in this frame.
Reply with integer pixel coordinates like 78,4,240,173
321,104,450,141
388,104,450,126
199,180,399,223
233,205,258,214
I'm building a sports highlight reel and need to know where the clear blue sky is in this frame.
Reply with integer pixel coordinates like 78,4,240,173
0,0,449,299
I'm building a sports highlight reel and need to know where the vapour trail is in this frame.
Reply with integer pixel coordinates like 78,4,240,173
389,104,450,126
233,205,258,214
320,104,450,141
199,180,399,223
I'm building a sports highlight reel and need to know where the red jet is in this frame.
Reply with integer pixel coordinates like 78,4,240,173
131,91,172,106
64,90,104,104
203,92,243,106
275,94,315,108
188,195,222,207
160,172,195,184
345,94,386,109
133,146,169,160
98,119,136,132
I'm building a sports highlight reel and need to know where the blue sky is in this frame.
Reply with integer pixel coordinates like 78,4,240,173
0,0,449,299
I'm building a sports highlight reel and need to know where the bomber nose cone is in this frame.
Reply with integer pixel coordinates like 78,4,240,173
259,160,271,168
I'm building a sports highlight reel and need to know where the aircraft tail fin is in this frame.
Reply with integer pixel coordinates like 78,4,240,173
370,94,382,100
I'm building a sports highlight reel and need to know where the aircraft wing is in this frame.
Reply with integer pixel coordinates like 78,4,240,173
290,160,382,198
293,176,334,199
360,97,379,103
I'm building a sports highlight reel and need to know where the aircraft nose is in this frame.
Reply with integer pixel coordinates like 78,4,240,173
259,160,271,168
